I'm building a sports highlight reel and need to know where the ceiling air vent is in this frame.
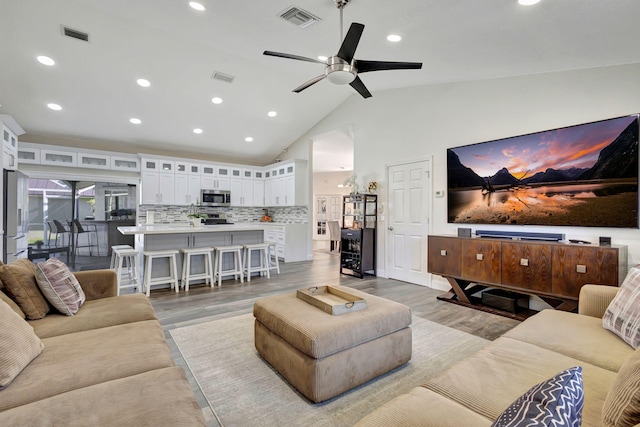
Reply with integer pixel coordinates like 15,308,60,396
62,25,90,42
279,6,321,28
211,71,235,84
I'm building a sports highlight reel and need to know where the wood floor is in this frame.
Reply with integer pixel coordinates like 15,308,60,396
146,241,521,426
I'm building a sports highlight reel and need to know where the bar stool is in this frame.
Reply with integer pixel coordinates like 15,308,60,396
180,247,214,291
242,243,271,283
51,220,70,248
212,245,244,287
70,219,100,256
265,241,280,275
110,245,134,269
113,247,141,295
143,249,179,296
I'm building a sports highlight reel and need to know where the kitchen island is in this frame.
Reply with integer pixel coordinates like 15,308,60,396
117,222,309,286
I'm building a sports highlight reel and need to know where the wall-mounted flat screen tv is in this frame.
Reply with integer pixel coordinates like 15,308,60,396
447,114,639,228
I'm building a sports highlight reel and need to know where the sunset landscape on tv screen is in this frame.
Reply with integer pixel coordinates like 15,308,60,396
447,114,639,228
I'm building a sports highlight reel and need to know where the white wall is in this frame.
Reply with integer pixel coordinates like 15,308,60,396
280,62,640,286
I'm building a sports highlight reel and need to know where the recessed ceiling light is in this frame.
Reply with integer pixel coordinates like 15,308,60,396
189,2,206,11
211,97,223,104
136,78,151,87
37,56,55,66
129,118,142,124
245,137,254,142
47,103,62,111
387,34,402,42
318,55,328,61
193,128,203,134
518,0,540,4
267,111,277,118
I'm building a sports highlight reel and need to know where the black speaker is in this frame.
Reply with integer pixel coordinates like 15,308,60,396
475,230,564,241
457,228,472,238
599,236,612,246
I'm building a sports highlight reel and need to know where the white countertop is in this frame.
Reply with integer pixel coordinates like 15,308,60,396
117,222,287,235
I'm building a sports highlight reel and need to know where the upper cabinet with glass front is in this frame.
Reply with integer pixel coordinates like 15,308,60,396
1,115,25,171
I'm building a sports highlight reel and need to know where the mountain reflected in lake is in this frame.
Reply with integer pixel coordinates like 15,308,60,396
449,181,638,227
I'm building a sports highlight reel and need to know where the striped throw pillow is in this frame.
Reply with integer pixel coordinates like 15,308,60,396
602,347,640,426
603,265,640,349
0,298,44,389
492,366,584,427
35,258,85,316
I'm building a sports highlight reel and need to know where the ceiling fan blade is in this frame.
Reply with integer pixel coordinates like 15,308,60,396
263,51,326,65
349,76,372,99
356,60,423,73
337,23,365,63
293,75,326,93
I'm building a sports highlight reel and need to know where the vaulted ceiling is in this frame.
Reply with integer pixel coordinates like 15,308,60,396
1,0,639,167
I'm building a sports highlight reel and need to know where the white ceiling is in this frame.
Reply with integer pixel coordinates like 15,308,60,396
1,0,640,169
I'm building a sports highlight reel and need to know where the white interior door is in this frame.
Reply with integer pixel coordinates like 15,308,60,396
387,161,430,285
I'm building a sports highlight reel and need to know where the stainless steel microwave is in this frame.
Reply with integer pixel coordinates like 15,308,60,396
201,190,231,207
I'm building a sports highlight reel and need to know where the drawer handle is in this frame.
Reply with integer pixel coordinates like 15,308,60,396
576,265,587,274
520,258,529,267
345,301,355,309
440,250,447,256
476,254,483,261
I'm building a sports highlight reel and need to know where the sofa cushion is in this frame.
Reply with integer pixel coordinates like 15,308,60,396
603,265,640,349
35,258,86,316
0,288,24,319
0,259,49,319
503,309,633,372
0,319,175,412
0,299,44,389
602,348,640,427
28,293,157,338
424,337,615,426
491,366,584,427
0,367,206,426
354,386,493,427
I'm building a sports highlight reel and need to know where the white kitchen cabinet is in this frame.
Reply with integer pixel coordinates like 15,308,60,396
263,160,307,207
263,223,308,262
2,121,19,170
41,149,77,167
141,158,175,204
175,165,201,205
111,156,140,171
17,147,40,164
78,152,110,169
253,179,265,206
200,163,230,190
230,178,254,206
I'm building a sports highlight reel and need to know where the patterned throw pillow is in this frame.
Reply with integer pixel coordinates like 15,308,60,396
0,298,44,389
35,258,86,316
491,366,584,427
602,348,640,427
603,265,640,349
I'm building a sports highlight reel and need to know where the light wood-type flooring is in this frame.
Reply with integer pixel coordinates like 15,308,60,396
146,241,521,426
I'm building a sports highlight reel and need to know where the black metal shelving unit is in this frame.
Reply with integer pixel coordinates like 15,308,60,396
340,194,377,278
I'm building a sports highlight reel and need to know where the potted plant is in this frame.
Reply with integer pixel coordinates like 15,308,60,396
33,240,44,249
187,213,207,227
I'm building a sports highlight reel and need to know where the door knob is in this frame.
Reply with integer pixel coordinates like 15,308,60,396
388,226,394,231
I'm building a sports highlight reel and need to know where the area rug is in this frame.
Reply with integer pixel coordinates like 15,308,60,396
170,313,489,427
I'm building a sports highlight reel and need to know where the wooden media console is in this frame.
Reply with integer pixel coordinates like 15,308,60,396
428,235,627,318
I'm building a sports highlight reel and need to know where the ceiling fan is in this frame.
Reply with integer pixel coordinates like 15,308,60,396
263,0,422,98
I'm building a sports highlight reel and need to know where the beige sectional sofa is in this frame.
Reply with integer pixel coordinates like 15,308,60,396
355,284,639,427
0,263,206,426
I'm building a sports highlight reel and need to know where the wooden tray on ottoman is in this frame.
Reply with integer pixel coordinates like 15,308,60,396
296,286,367,315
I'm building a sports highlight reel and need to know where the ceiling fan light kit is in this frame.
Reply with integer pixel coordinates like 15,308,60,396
264,0,422,98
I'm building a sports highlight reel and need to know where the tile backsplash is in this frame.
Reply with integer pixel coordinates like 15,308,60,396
138,205,308,224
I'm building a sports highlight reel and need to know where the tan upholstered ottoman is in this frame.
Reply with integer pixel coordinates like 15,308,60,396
253,286,412,403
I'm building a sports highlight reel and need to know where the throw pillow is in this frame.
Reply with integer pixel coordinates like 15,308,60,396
0,298,44,389
0,259,49,320
602,348,640,427
35,258,85,316
491,366,584,427
603,265,640,349
0,288,25,319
